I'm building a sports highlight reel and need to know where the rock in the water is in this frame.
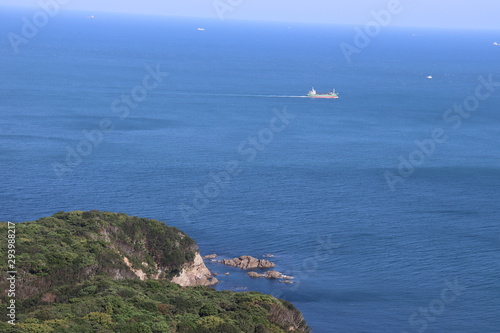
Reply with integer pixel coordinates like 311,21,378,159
202,254,218,259
246,270,294,280
247,272,265,278
221,255,275,270
264,270,283,279
279,280,295,284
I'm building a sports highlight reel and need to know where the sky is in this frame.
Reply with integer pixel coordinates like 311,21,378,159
1,0,499,30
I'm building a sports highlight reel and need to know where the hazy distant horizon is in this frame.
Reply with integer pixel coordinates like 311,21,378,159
1,0,499,30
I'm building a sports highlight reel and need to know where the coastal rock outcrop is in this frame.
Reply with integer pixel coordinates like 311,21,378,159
247,270,293,280
221,255,275,269
171,253,218,287
279,280,294,284
264,270,284,279
202,254,218,259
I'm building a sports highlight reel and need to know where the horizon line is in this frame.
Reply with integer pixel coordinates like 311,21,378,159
1,4,500,31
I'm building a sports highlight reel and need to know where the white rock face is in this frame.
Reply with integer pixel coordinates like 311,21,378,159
171,253,218,287
122,257,147,281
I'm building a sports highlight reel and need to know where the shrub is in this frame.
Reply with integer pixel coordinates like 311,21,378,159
199,304,219,317
83,312,114,328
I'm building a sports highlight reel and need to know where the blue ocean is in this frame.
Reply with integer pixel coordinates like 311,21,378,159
1,7,499,332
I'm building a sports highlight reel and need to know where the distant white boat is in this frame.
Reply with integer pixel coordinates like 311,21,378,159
493,42,499,46
426,75,433,79
197,28,206,31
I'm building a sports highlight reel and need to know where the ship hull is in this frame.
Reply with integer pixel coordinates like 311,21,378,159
308,94,339,99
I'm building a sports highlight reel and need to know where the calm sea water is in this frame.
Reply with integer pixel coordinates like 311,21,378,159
1,8,499,332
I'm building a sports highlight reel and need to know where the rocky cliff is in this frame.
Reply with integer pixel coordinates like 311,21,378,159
0,210,217,300
171,252,218,286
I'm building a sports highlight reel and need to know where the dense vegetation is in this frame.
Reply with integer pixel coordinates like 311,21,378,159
0,211,198,300
0,211,310,332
